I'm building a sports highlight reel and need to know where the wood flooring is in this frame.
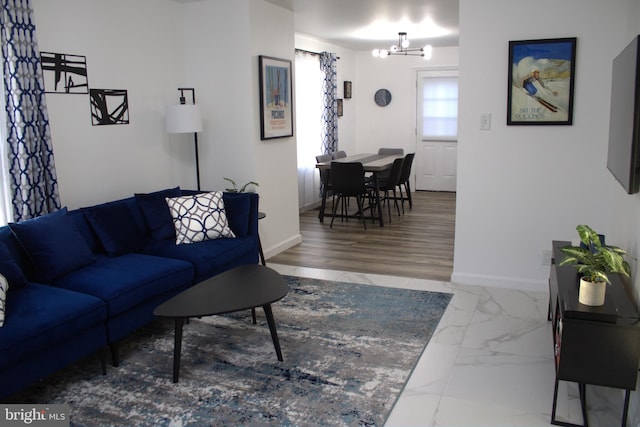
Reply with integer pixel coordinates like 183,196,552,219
267,191,456,282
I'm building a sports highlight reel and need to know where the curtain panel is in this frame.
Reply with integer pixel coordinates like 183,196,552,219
0,0,60,221
319,52,337,156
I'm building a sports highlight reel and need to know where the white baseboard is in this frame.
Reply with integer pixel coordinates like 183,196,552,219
450,271,547,292
263,234,302,261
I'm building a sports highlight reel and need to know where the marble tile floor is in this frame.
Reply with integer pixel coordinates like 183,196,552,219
269,263,634,427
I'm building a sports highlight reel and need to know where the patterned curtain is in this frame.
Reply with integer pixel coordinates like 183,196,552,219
319,52,337,155
0,0,60,221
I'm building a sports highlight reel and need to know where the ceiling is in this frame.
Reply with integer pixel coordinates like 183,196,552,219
263,0,459,51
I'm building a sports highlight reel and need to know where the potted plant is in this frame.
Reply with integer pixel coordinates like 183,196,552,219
559,224,631,306
223,177,259,193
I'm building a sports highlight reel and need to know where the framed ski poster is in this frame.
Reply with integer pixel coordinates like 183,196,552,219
259,55,294,139
507,37,576,125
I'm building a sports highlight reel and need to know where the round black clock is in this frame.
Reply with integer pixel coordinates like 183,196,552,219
374,89,392,107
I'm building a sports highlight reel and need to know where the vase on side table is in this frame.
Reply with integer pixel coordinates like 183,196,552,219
578,277,606,306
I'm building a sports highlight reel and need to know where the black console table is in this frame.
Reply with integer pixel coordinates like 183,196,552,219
548,241,640,427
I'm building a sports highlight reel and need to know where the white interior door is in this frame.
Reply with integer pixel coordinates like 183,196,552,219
415,69,458,192
417,140,457,191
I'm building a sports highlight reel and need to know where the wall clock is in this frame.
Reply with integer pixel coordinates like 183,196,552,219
374,89,392,107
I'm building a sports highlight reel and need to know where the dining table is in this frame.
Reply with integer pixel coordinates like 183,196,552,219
315,153,404,227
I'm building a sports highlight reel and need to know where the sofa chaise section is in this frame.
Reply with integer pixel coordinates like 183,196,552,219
0,283,108,400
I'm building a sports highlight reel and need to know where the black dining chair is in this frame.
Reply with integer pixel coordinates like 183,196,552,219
378,147,404,155
316,154,333,221
396,153,415,212
375,148,404,181
372,157,405,222
329,162,372,230
332,150,347,159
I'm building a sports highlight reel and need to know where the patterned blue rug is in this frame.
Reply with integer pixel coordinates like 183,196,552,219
7,276,452,426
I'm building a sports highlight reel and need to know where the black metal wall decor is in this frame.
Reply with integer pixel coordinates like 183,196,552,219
40,52,88,94
89,89,129,126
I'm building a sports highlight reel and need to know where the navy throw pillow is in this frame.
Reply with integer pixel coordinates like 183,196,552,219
9,208,95,282
85,203,145,256
0,241,28,290
135,187,182,240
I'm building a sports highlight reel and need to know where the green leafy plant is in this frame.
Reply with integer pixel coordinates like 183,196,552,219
223,177,259,193
559,224,631,284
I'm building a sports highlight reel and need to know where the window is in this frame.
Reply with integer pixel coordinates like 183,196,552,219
420,72,458,141
294,51,324,210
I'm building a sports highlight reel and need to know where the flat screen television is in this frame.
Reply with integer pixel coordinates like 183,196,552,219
607,35,640,194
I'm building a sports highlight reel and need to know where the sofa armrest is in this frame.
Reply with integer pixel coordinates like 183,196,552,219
223,192,258,239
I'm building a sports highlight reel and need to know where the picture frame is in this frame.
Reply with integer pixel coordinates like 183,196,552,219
337,99,343,117
507,37,577,125
41,52,89,94
344,81,352,99
89,89,129,126
259,55,293,139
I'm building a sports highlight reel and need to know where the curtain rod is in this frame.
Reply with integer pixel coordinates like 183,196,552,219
295,48,340,60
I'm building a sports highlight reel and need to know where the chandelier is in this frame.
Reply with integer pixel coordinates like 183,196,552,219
371,32,432,59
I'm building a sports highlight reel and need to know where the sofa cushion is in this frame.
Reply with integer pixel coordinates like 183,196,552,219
135,187,182,240
85,203,145,256
0,283,106,370
166,191,235,244
51,253,194,317
0,241,28,290
9,208,95,282
222,192,251,237
142,236,257,283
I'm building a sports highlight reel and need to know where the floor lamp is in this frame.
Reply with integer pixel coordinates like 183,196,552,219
165,88,203,190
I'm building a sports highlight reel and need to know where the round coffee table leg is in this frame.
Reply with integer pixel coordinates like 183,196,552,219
173,318,185,383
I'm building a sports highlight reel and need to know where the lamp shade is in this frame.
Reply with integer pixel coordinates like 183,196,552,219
165,104,203,133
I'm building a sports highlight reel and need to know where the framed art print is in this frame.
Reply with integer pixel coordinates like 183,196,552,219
259,55,293,140
507,37,577,125
41,52,89,94
344,81,352,99
89,89,129,126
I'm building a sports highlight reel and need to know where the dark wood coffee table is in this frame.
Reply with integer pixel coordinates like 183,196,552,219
153,264,289,382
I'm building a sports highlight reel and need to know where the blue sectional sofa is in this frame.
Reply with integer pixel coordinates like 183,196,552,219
0,188,259,400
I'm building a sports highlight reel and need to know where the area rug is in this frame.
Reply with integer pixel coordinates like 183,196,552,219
7,276,452,427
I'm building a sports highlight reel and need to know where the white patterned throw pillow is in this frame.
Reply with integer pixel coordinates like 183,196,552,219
166,191,236,244
0,274,7,327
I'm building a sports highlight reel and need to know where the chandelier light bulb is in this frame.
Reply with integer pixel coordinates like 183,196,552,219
379,49,388,58
423,45,433,60
401,39,410,49
390,45,398,53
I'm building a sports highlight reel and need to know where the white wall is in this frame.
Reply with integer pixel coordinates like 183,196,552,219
248,0,302,258
32,0,183,206
354,47,459,155
31,0,302,260
453,0,640,291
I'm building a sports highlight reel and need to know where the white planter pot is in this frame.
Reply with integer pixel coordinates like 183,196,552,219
578,277,606,306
